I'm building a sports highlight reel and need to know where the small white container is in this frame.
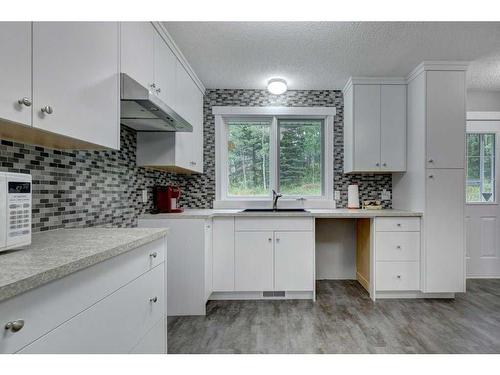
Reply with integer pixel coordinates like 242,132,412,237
347,184,360,209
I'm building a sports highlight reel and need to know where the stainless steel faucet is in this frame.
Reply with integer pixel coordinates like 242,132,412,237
272,189,282,210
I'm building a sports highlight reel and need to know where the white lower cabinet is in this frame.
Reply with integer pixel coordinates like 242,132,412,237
374,217,421,294
275,231,314,291
20,264,165,354
0,237,167,354
235,231,274,291
130,318,166,354
229,217,315,295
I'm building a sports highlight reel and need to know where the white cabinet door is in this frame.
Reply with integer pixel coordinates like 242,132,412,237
425,168,465,292
120,22,155,90
0,22,32,126
32,22,120,149
380,84,406,172
20,264,165,354
212,217,235,292
353,84,381,171
235,231,274,291
426,70,466,169
275,231,314,291
153,31,176,107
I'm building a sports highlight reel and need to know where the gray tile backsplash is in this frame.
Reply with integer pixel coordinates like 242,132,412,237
0,89,391,232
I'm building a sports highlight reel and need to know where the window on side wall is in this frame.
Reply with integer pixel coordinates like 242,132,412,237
466,133,496,203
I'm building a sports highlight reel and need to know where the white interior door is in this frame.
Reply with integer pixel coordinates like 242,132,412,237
465,119,500,278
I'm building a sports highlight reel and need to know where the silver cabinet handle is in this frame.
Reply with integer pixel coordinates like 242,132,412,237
428,159,434,163
41,105,53,114
18,97,32,107
397,223,402,227
268,238,272,242
396,275,402,279
189,161,197,166
376,162,380,167
276,238,280,243
149,252,158,258
428,175,434,179
5,320,24,332
382,162,387,167
149,296,158,303
396,245,401,249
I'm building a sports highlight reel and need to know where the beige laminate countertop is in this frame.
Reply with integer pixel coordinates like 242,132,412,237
0,228,168,303
139,208,422,220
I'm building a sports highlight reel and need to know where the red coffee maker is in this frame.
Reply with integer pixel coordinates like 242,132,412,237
153,186,183,213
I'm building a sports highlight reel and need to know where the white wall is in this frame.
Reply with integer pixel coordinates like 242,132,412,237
315,219,356,279
467,90,500,111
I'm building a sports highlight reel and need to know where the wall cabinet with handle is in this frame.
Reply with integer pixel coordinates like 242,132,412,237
129,23,205,174
0,22,120,150
343,78,406,173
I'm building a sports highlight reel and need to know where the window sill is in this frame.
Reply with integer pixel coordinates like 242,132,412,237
213,199,336,210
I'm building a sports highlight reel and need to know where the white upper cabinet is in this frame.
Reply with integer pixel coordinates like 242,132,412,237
120,22,155,90
32,22,120,149
343,78,407,173
426,70,466,169
0,22,32,126
381,85,406,171
128,23,205,174
153,32,176,106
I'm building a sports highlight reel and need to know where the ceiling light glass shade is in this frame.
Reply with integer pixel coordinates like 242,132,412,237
267,78,287,95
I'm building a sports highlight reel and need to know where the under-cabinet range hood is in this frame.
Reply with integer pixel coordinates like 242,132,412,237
120,73,193,132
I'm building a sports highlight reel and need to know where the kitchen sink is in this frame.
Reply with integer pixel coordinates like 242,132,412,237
242,208,308,212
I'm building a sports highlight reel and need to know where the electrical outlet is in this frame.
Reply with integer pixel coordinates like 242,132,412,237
142,189,148,203
334,190,340,200
381,189,391,201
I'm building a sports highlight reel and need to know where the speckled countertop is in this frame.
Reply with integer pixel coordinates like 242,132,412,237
0,228,168,303
139,208,422,220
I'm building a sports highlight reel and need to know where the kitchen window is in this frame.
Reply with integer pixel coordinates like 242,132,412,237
466,133,496,203
214,107,335,207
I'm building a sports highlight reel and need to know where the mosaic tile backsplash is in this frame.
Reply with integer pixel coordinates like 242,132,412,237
0,88,391,232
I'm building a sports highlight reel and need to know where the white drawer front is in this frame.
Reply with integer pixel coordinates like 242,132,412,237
376,232,420,261
375,217,420,232
0,238,166,354
376,261,420,291
235,217,313,231
20,264,165,354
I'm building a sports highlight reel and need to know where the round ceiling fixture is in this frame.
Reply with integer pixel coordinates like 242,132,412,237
267,78,287,95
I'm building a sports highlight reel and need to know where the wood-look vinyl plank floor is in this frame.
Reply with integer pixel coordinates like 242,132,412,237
167,279,500,354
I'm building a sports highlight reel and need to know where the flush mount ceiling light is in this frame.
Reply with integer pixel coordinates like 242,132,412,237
267,78,287,95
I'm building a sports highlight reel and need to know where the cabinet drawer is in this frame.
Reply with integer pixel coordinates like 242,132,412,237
0,238,166,354
375,232,420,261
130,317,166,354
376,262,420,291
235,217,313,231
19,264,165,354
375,217,420,232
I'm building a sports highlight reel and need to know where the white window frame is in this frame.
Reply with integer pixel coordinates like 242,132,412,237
466,111,500,205
213,106,336,209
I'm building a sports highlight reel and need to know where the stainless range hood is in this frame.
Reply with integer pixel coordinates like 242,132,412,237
120,73,193,132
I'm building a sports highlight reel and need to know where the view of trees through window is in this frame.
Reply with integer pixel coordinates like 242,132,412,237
226,118,323,197
466,133,495,203
279,120,322,196
227,120,270,196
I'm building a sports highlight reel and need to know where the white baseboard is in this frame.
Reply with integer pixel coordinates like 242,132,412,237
209,291,314,301
375,291,455,299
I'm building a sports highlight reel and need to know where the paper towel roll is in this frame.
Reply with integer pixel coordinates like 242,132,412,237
348,184,359,209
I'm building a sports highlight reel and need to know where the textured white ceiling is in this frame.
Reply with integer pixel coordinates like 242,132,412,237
163,22,500,91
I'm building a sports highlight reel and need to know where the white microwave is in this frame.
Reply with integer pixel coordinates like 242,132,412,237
0,172,32,252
